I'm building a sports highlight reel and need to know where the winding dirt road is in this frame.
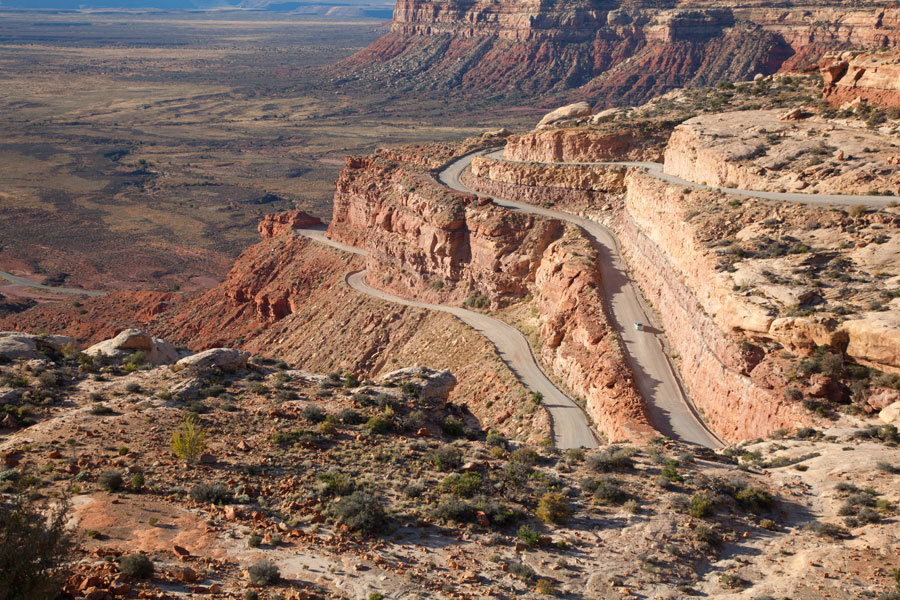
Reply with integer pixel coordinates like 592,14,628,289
483,149,897,207
295,228,600,450
0,271,105,297
441,153,725,449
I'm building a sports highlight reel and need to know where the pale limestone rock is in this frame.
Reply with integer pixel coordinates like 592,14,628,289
589,108,623,124
374,367,457,400
0,333,38,360
842,314,900,370
85,328,179,365
175,348,249,372
536,102,591,129
880,401,900,426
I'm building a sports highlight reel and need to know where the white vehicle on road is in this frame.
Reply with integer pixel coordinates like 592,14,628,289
634,322,644,331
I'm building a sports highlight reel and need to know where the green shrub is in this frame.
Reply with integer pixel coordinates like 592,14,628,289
517,524,541,547
337,408,364,425
315,470,353,498
189,483,232,505
690,493,715,518
247,533,262,548
431,445,462,471
485,432,508,449
808,521,848,539
400,382,421,398
441,415,464,437
587,478,627,505
442,472,482,499
97,470,123,492
89,403,114,415
0,495,73,599
509,446,540,467
432,498,476,524
586,448,634,472
734,486,773,513
302,404,326,423
365,416,392,435
536,492,571,525
130,473,145,491
661,460,683,482
508,560,535,581
693,523,722,548
329,491,387,535
247,560,279,586
171,415,207,463
476,499,520,527
118,553,154,578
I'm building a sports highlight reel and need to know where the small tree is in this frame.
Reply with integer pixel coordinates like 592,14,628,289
0,495,73,599
171,415,207,463
536,492,572,525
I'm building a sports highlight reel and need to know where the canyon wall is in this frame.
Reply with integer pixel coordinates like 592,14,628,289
533,230,656,442
328,155,563,305
464,150,816,439
467,154,625,213
617,172,808,439
339,0,900,106
503,127,667,162
822,50,900,108
327,148,654,442
339,4,791,105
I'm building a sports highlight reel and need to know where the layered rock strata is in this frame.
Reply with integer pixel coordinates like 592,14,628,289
327,147,653,442
503,127,666,163
822,50,900,108
617,171,808,439
328,155,564,305
341,0,900,105
466,154,625,213
533,230,655,442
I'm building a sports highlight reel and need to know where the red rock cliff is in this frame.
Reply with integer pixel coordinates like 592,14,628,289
328,144,654,442
338,0,900,105
328,154,563,305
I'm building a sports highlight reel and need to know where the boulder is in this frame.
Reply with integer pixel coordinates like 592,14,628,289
0,332,38,360
481,128,511,138
880,401,900,427
0,388,21,405
175,348,249,372
0,331,70,361
85,329,179,365
169,378,204,401
778,107,804,121
589,107,623,124
536,102,591,129
374,367,457,400
867,388,900,412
